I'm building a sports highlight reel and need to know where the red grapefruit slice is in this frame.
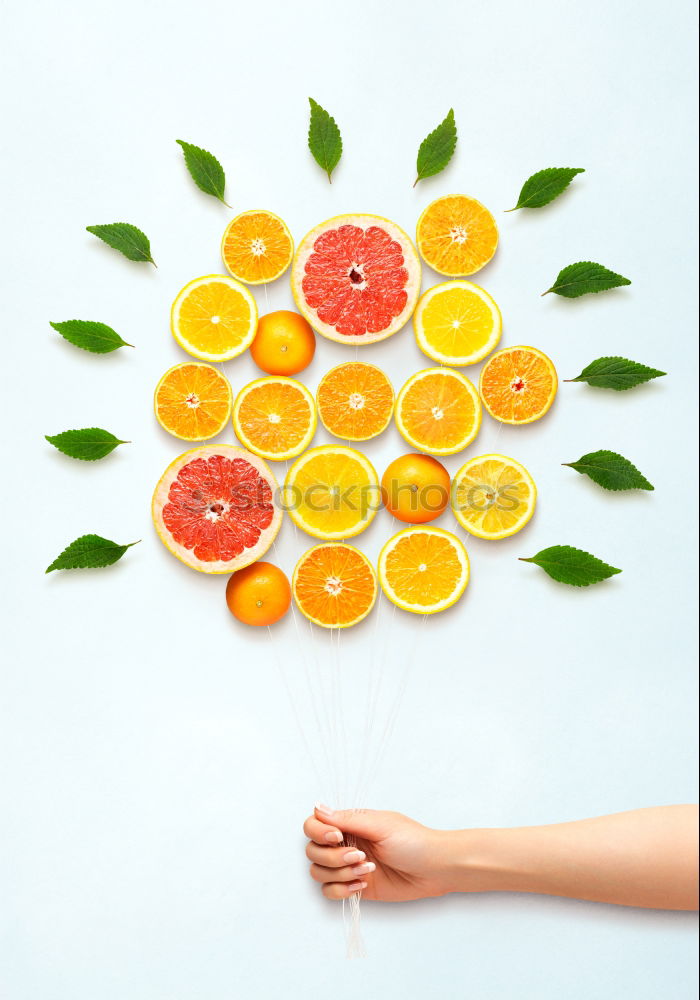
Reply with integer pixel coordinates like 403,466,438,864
152,445,282,573
291,214,421,345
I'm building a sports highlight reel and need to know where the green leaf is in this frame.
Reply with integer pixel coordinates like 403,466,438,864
50,319,133,354
308,98,342,182
506,167,584,211
176,139,229,205
520,545,622,587
563,450,654,491
566,356,666,391
414,109,457,186
543,261,631,297
46,428,129,461
86,223,156,265
46,534,139,573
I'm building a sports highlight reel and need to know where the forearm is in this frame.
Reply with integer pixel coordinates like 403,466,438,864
439,806,699,910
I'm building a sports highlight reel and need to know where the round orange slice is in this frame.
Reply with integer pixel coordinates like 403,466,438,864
284,445,379,540
171,274,257,362
293,543,377,628
316,362,394,441
232,377,316,461
479,346,557,424
416,195,498,277
221,210,294,284
154,363,232,441
378,526,470,614
395,368,482,456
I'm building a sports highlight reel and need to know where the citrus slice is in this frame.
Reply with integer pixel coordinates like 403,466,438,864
316,362,394,441
221,210,294,284
416,195,498,276
414,280,502,365
232,376,316,461
291,214,421,344
171,274,257,362
293,543,377,628
451,454,537,539
479,346,557,424
154,363,232,441
395,368,482,456
152,444,282,573
378,526,470,614
284,445,379,540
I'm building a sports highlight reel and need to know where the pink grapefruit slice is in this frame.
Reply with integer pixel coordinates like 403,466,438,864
151,444,282,573
291,214,421,344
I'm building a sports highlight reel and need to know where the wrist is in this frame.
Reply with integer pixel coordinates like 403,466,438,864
432,827,522,894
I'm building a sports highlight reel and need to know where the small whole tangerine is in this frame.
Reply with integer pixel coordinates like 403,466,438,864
225,561,292,626
381,453,451,524
250,310,316,375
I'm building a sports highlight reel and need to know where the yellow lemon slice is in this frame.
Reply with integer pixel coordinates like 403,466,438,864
221,210,294,284
233,376,316,461
284,445,379,540
414,280,502,365
171,274,257,362
378,526,470,614
451,454,537,540
395,367,482,456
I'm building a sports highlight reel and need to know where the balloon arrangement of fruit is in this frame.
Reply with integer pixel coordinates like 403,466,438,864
151,198,557,628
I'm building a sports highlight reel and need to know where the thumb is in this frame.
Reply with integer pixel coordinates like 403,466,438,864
314,804,393,841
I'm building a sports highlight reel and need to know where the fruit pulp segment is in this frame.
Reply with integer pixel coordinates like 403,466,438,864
163,454,274,563
177,282,253,354
401,373,477,449
237,382,313,452
302,225,409,337
384,532,464,605
481,349,555,421
295,545,376,626
318,363,393,439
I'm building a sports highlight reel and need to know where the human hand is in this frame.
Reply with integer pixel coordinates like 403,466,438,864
302,804,454,901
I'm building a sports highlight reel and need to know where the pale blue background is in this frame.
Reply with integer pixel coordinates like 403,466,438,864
1,0,697,996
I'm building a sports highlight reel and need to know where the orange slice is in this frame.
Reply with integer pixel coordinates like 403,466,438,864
171,275,257,362
293,543,377,628
479,346,557,424
221,210,294,284
232,376,316,461
378,526,470,614
451,454,537,539
395,368,482,456
284,445,379,540
316,362,394,441
154,363,232,441
416,195,498,277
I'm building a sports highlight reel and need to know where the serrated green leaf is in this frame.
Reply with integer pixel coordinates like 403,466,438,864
567,356,666,391
46,534,139,573
50,320,133,354
414,109,457,186
46,428,129,461
543,261,631,298
563,450,654,492
520,545,622,587
506,167,584,211
308,98,342,182
176,139,229,205
86,223,156,265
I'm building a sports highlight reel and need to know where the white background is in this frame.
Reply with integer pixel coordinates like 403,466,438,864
1,0,698,996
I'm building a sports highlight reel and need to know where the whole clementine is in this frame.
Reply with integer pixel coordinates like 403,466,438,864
381,453,451,524
250,310,316,375
225,561,292,625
